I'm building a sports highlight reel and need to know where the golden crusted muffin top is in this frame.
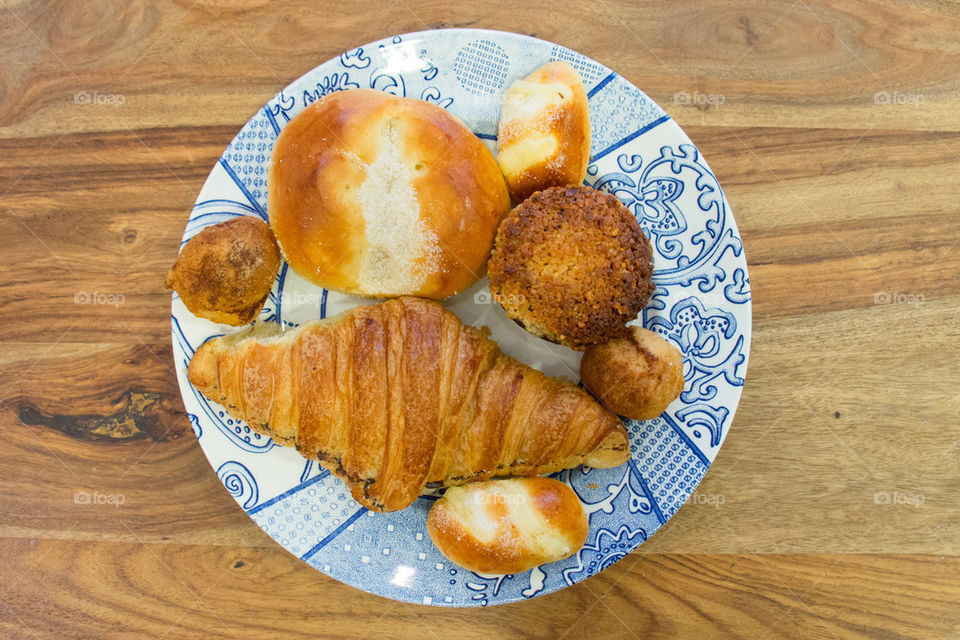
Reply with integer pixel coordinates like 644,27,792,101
488,186,655,349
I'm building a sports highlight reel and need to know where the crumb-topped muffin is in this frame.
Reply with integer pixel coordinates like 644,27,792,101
487,186,655,349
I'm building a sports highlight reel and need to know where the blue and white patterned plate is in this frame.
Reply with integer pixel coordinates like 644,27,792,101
171,28,751,607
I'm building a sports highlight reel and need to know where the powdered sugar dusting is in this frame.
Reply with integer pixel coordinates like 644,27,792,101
356,122,440,295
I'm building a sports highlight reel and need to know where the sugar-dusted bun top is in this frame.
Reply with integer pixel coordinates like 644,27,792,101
268,89,511,299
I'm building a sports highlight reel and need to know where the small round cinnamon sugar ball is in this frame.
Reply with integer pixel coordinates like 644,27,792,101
580,326,685,420
487,186,655,350
165,217,281,326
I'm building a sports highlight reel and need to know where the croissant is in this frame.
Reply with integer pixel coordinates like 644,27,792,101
187,296,630,511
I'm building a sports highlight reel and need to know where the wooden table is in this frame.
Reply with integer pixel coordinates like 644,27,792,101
2,1,959,637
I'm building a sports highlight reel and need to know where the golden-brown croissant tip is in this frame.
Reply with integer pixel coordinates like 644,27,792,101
584,429,631,468
187,339,219,394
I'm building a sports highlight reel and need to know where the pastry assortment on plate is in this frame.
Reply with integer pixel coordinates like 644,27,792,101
171,63,685,575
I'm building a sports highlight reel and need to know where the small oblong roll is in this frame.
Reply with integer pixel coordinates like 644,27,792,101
497,61,590,203
427,477,588,574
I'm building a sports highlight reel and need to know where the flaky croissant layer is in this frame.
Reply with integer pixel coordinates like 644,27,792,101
188,296,630,511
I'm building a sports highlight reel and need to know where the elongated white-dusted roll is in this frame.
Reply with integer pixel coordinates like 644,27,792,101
427,477,589,574
497,61,590,203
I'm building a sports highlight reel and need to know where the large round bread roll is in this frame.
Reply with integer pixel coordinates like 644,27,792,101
268,89,511,299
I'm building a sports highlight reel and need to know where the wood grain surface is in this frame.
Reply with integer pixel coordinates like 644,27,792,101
2,0,959,638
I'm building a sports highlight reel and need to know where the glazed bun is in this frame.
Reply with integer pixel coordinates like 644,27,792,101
268,89,511,299
427,477,588,575
497,61,590,203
